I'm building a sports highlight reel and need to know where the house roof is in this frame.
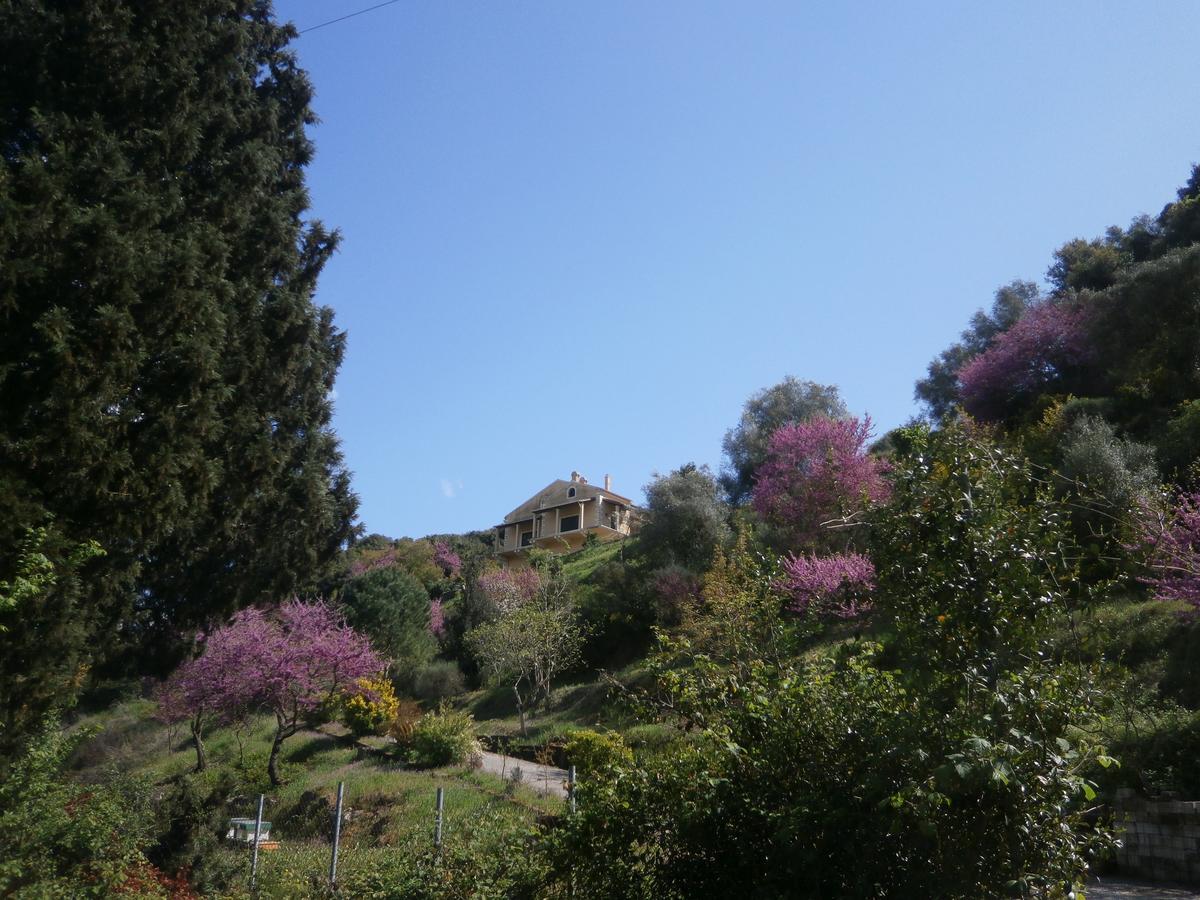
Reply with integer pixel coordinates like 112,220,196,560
501,478,634,525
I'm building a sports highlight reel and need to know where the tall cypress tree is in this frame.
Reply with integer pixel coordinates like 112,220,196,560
0,1,357,747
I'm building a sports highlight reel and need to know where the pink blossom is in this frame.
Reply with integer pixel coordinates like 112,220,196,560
477,567,541,614
429,597,446,637
349,547,397,577
751,415,890,546
958,301,1093,420
777,552,875,618
155,599,384,782
653,568,702,608
246,599,384,714
433,541,462,577
1135,492,1200,607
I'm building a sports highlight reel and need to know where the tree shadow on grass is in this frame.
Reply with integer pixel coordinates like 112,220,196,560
285,734,344,764
468,684,517,720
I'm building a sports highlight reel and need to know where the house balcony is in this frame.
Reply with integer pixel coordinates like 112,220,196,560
494,504,633,562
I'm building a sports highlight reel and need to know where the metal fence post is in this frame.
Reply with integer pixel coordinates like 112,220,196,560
434,787,445,849
329,781,345,886
249,793,264,890
568,765,576,814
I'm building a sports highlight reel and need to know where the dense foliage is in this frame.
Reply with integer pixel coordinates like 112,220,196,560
340,566,437,680
547,426,1112,898
638,463,730,570
0,0,356,753
0,720,157,897
0,528,103,753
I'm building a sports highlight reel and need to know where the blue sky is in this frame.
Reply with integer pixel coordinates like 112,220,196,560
275,1,1200,540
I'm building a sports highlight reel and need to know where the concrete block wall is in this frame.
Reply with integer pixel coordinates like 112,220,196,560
1114,788,1200,884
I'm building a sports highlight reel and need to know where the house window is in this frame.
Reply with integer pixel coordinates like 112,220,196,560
560,515,580,532
567,487,576,498
521,531,533,547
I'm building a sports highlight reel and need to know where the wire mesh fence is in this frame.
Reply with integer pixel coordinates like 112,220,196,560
231,766,575,895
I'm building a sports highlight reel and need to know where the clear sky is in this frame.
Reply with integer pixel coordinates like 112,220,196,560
274,0,1200,540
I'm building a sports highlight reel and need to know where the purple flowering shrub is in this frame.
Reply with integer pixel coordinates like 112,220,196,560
429,597,446,637
777,552,876,618
1135,491,1200,607
477,567,541,614
433,541,462,577
752,415,890,547
958,301,1093,420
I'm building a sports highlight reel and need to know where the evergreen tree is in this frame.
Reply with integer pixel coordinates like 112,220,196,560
0,1,357,751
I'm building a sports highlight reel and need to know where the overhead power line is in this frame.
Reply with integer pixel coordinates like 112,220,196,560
298,0,404,34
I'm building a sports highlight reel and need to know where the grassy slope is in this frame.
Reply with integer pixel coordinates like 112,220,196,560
462,537,675,747
68,700,561,889
558,537,627,582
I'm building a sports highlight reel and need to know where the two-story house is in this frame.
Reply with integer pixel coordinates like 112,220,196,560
494,471,638,567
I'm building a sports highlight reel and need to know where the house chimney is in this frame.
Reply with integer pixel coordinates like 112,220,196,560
604,474,612,491
570,471,580,483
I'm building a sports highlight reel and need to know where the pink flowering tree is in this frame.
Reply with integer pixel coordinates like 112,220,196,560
349,547,398,578
957,301,1094,421
751,415,890,548
433,541,462,578
777,552,876,618
155,600,383,784
250,600,384,785
1135,492,1200,608
476,567,541,615
429,597,446,638
154,617,262,772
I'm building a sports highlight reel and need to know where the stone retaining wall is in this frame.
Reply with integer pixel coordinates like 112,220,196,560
1114,788,1200,885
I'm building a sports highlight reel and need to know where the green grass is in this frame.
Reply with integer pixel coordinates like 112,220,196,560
558,537,628,583
463,660,651,746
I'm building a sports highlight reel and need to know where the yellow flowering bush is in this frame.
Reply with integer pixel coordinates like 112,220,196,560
343,676,400,737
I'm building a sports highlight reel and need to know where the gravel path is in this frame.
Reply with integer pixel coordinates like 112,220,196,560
1087,879,1200,899
477,750,568,798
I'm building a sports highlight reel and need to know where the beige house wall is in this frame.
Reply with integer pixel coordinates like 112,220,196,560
494,474,640,568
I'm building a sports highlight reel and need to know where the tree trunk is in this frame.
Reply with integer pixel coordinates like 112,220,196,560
267,717,288,786
191,714,207,772
513,684,527,737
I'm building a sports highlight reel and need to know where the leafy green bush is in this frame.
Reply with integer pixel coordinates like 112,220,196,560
542,427,1114,898
410,704,479,768
0,719,156,897
413,660,466,704
1105,705,1200,797
563,728,632,777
